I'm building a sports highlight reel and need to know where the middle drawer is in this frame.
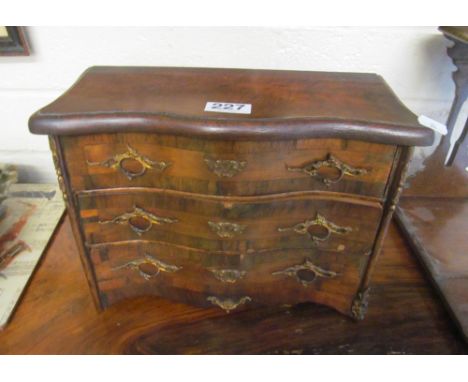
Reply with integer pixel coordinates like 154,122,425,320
78,190,383,254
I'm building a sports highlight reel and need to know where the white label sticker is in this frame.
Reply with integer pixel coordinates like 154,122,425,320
205,102,252,114
418,115,447,135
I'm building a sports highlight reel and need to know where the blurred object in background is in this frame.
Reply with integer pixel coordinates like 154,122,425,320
0,26,30,56
0,164,17,220
0,183,64,329
396,26,468,343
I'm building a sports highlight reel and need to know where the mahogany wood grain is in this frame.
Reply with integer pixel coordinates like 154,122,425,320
28,67,434,319
61,132,393,317
396,199,468,342
403,140,468,198
61,134,396,198
78,190,382,253
29,67,433,146
0,216,466,354
91,241,367,316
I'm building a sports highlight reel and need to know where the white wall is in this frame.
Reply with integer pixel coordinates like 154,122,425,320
0,26,456,183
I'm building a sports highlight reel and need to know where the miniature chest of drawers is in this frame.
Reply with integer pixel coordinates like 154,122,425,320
29,67,433,318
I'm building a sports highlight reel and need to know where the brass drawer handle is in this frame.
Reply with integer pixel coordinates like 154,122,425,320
208,221,246,238
272,260,338,286
286,154,368,186
278,213,352,245
204,158,247,178
87,144,171,180
99,205,178,236
113,253,182,280
207,296,251,313
208,268,247,283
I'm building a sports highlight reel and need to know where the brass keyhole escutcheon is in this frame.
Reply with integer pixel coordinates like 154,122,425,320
296,269,317,284
272,260,338,287
285,154,368,186
113,253,182,281
278,213,352,245
119,157,146,178
99,205,178,236
87,144,171,180
137,262,160,279
128,215,152,235
315,165,342,184
306,224,330,243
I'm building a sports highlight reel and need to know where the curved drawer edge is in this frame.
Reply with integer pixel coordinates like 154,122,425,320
85,238,374,258
76,186,383,208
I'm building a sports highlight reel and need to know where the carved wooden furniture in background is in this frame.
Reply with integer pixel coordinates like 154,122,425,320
396,26,468,342
440,26,468,165
29,67,433,318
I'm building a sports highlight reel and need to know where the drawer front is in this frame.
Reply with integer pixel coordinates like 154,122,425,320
79,190,382,254
91,241,369,315
62,134,396,198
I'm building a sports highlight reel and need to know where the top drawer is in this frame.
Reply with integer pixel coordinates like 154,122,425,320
61,133,396,198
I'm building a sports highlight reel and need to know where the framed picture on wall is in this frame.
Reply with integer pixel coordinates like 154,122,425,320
0,26,30,56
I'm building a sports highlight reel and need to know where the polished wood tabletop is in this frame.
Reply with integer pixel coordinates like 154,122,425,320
0,215,466,354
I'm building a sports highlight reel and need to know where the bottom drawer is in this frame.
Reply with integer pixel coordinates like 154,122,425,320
90,241,370,316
